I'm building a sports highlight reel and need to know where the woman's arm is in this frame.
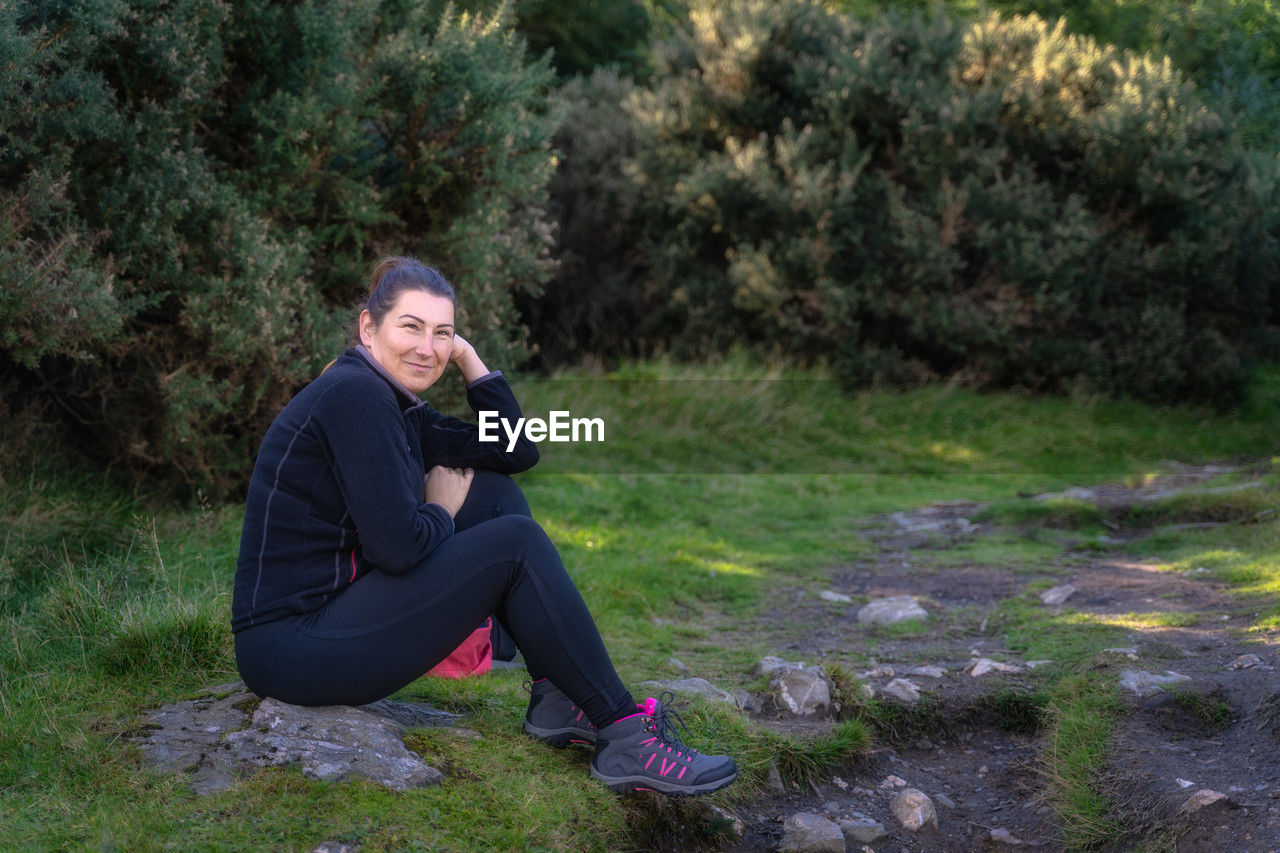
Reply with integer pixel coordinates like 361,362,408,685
408,337,540,473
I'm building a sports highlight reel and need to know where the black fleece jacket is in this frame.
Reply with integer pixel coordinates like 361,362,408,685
231,349,538,633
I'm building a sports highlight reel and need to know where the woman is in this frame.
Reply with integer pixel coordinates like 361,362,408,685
231,257,736,797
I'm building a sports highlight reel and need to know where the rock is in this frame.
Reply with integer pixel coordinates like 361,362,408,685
889,788,938,831
734,689,764,713
639,677,735,705
1175,778,1196,789
755,655,796,677
880,774,907,788
907,665,945,678
1102,647,1139,660
1040,584,1077,606
859,664,896,679
839,817,888,843
968,658,1023,677
704,804,745,839
779,812,846,853
933,792,956,809
754,657,834,716
135,684,458,794
1228,653,1262,670
665,657,690,674
1119,669,1191,698
819,590,853,603
766,763,787,795
1025,660,1055,669
311,844,358,853
1179,789,1237,814
881,678,921,704
989,827,1023,845
857,595,928,626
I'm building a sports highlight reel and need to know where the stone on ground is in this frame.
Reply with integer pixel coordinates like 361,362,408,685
967,658,1023,677
779,812,845,853
881,678,921,704
818,589,852,603
639,677,735,704
1039,584,1076,606
754,656,833,716
1228,653,1262,670
1179,789,1237,814
839,817,887,843
889,788,938,831
1118,669,1191,698
135,683,459,794
857,595,928,625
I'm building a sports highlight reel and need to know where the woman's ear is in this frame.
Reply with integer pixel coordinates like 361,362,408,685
358,310,374,347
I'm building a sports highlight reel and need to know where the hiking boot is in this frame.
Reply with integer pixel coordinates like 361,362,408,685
523,680,597,747
590,695,738,796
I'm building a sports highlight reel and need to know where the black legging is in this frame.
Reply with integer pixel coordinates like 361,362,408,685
234,470,635,727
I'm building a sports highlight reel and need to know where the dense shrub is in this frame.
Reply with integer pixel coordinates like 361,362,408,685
545,0,1274,402
523,70,652,366
0,1,557,493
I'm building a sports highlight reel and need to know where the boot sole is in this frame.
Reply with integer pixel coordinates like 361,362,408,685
523,721,596,748
589,766,738,797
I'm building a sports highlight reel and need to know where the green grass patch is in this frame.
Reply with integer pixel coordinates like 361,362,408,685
1042,673,1126,850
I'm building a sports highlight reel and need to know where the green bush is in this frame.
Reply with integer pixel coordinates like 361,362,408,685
0,1,557,494
565,0,1275,403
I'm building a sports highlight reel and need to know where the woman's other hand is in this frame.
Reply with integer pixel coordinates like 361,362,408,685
448,334,491,385
425,465,474,517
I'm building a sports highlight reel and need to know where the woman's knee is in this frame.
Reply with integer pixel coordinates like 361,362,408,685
454,470,532,531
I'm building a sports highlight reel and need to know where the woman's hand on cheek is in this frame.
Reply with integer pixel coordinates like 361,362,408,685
425,465,475,518
447,334,491,384
449,334,474,366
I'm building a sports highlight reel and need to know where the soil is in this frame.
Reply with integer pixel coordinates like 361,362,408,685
716,463,1280,852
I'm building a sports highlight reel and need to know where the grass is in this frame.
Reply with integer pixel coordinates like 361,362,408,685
1,358,1278,849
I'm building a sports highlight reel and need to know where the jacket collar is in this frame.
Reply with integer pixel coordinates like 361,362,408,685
350,345,425,411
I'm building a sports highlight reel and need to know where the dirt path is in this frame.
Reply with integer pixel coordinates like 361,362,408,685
723,465,1280,851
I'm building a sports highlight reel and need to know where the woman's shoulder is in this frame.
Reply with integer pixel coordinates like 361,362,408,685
291,354,400,419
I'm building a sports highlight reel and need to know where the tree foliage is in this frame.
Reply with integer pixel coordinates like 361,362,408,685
0,0,557,493
545,0,1275,403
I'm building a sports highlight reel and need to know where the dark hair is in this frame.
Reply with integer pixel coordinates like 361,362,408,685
349,256,455,346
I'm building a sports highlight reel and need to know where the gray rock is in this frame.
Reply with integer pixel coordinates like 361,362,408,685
766,763,787,795
1119,669,1191,698
989,827,1023,845
818,590,853,603
734,689,764,713
1102,647,1139,660
839,817,888,843
639,677,735,705
968,658,1023,677
1039,584,1076,606
859,664,895,679
1179,789,1237,814
704,804,745,838
135,683,456,794
906,665,945,678
311,844,358,853
890,788,938,831
665,657,690,674
857,595,928,626
771,667,832,716
881,678,921,704
755,656,834,716
933,792,956,809
779,812,845,853
1228,653,1262,670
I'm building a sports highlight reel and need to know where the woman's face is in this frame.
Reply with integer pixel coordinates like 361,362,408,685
359,290,455,394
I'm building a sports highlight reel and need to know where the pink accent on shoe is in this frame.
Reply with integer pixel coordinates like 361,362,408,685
660,758,676,777
641,697,659,715
644,754,656,770
678,767,686,779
